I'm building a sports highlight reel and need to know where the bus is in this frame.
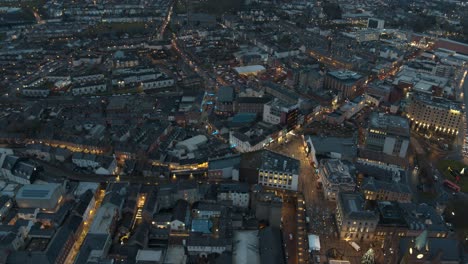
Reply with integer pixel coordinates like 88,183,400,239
349,241,361,251
443,180,461,192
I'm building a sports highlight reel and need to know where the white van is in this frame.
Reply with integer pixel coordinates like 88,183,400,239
349,241,361,251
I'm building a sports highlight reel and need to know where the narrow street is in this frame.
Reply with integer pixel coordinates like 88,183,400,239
65,189,106,264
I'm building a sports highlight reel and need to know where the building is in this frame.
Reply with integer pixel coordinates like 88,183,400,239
263,82,301,105
318,159,355,201
324,70,365,99
216,86,236,115
21,87,50,98
217,183,250,208
406,92,463,135
0,195,12,220
365,112,410,158
0,155,41,185
171,200,190,231
251,190,282,228
71,82,107,96
141,75,174,91
361,177,412,203
366,81,392,103
263,99,299,131
15,183,64,210
186,234,229,257
303,134,358,165
236,97,271,115
229,125,276,153
258,227,285,264
89,203,119,236
233,65,266,76
232,230,260,264
339,95,366,120
257,150,300,191
398,237,461,264
335,192,379,241
74,233,112,264
192,201,223,219
367,18,385,29
293,65,324,93
208,155,241,181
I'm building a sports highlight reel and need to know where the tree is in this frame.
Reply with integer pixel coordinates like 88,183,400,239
322,2,342,20
361,248,375,264
411,15,436,33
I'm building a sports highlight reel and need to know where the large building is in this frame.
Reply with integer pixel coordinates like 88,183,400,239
318,159,355,201
292,65,324,93
365,113,410,159
335,192,379,241
324,70,365,99
257,150,300,191
236,97,271,115
361,177,412,203
217,183,250,208
263,99,299,131
216,86,236,115
15,183,64,210
406,92,463,135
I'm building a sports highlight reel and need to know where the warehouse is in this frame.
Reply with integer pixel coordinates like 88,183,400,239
15,183,63,210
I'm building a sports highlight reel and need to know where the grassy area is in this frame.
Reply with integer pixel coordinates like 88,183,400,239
436,159,468,192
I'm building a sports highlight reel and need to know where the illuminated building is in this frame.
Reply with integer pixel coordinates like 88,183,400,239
335,193,379,241
257,150,299,191
263,98,299,131
318,159,355,201
405,92,463,135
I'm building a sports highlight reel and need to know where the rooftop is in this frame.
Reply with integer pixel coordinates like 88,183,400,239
217,86,236,102
16,183,62,200
410,92,462,111
369,112,409,137
328,70,363,82
339,192,378,221
260,150,300,174
320,159,354,185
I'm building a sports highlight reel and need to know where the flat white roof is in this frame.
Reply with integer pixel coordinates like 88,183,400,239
136,249,163,262
234,65,266,75
16,183,61,200
233,230,260,264
329,260,351,264
308,234,321,251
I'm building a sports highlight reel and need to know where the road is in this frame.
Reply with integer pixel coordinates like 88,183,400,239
282,199,298,264
65,189,105,264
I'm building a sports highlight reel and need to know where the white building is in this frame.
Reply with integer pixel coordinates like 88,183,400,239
229,130,272,153
257,150,300,191
71,82,107,96
16,183,64,210
263,99,299,126
142,77,174,91
73,73,105,83
21,87,50,98
72,153,100,168
365,112,410,158
217,183,250,208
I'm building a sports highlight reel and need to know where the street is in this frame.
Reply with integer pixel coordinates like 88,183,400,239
268,134,368,264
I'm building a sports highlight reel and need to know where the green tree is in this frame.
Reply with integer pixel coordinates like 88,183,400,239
322,2,342,20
